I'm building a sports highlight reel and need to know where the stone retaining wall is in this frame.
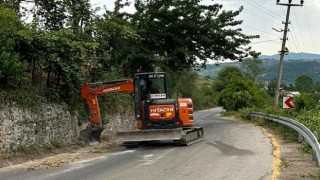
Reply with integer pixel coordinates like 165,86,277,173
0,104,78,152
0,103,136,152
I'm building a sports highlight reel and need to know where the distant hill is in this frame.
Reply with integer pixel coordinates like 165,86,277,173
194,59,320,84
259,52,320,60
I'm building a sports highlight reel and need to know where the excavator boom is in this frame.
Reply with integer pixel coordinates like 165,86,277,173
80,79,134,143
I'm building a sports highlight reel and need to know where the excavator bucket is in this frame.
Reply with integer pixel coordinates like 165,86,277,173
116,129,182,145
80,126,104,145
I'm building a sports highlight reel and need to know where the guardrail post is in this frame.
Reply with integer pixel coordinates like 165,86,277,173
298,133,304,142
313,150,317,162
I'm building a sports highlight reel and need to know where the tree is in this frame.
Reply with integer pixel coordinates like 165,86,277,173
0,0,22,12
64,0,93,35
266,78,289,97
213,66,271,111
92,11,140,77
167,70,197,98
294,75,313,93
33,0,67,30
294,93,317,111
114,0,260,72
314,81,320,93
240,58,264,81
213,66,244,92
0,7,26,85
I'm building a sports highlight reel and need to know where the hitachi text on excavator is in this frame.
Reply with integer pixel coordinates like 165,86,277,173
80,72,204,148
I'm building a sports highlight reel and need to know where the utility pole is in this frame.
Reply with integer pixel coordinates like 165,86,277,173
274,0,303,106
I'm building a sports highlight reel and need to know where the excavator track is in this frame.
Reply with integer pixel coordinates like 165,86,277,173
174,127,204,146
118,127,204,148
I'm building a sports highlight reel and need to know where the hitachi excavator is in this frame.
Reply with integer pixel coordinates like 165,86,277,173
80,72,203,148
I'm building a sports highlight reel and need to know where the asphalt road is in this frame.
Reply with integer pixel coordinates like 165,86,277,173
0,108,273,180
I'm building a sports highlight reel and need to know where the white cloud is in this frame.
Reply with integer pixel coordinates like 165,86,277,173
305,0,320,9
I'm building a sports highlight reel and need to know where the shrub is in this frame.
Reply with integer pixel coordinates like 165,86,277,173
294,93,317,112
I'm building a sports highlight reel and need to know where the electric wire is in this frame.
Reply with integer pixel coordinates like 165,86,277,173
251,39,281,44
292,9,306,53
243,0,304,58
221,0,281,38
288,31,302,60
241,24,280,37
224,0,282,27
216,0,307,57
245,0,283,21
303,6,316,53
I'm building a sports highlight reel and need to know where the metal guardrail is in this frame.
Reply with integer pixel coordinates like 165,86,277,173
248,112,320,166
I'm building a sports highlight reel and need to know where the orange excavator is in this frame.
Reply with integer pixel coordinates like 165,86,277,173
80,72,203,148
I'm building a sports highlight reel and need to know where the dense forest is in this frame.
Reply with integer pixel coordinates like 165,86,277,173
0,0,259,111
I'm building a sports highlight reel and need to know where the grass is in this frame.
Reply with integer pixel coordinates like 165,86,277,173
280,157,289,168
0,87,46,110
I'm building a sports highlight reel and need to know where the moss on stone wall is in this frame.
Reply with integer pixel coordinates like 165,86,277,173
0,88,46,111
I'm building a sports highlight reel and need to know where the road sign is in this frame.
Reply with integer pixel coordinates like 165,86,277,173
283,96,294,109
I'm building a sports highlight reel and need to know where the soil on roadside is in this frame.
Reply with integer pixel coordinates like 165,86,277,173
0,134,118,171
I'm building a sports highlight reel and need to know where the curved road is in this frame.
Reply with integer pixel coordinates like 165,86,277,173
0,108,273,180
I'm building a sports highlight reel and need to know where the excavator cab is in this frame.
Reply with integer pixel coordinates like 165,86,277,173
135,72,167,101
133,72,168,120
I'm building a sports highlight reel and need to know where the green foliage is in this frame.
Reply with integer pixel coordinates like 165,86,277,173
219,84,253,111
294,75,313,93
114,0,259,72
166,70,217,110
295,108,320,134
33,0,67,30
265,78,289,97
213,66,244,92
193,85,217,110
0,7,26,85
167,70,197,99
214,66,271,111
94,11,141,76
314,81,320,92
0,88,46,110
294,93,317,112
240,58,264,81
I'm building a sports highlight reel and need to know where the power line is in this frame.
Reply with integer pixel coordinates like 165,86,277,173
303,6,316,53
222,0,282,38
288,32,302,59
292,9,306,52
251,39,281,44
241,24,280,37
224,0,282,27
245,0,283,21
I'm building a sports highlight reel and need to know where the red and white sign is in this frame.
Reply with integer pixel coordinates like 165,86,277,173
283,96,294,109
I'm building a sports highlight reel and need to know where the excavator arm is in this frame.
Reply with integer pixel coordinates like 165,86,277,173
80,79,134,143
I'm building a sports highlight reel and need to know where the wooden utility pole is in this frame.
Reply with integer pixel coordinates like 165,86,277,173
274,0,303,106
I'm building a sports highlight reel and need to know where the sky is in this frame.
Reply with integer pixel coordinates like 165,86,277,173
90,0,320,56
